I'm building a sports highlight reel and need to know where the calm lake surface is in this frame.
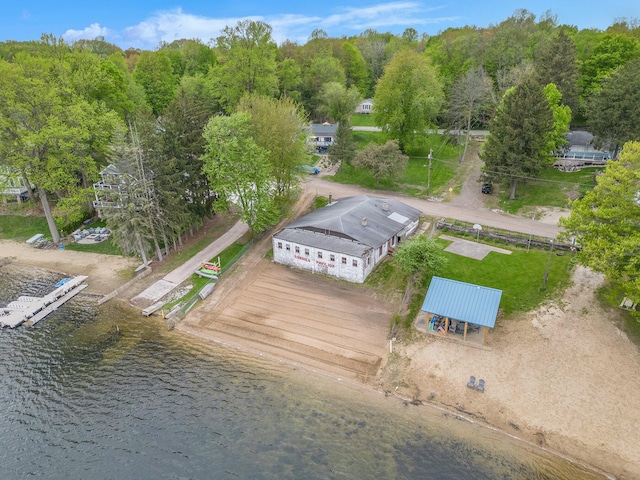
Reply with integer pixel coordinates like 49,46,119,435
0,264,607,479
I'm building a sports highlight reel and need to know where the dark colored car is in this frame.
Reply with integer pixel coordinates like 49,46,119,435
481,183,493,194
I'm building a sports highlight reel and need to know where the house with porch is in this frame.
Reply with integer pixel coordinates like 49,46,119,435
355,98,374,114
0,166,31,203
308,123,337,154
272,194,421,283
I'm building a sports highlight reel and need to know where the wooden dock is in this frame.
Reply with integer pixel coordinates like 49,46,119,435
0,276,89,328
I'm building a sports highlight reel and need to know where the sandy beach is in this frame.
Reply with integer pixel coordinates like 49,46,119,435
2,230,638,478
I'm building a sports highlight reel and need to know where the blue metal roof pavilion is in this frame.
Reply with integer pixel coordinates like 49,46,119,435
421,277,502,329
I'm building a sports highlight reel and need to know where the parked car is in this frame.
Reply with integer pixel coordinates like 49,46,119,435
481,183,493,194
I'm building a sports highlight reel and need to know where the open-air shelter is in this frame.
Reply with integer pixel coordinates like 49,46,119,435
421,277,502,345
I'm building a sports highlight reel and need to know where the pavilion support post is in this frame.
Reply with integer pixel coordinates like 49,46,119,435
463,322,468,341
483,327,489,345
444,317,449,335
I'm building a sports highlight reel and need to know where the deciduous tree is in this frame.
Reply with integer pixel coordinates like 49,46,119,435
447,66,495,162
238,94,309,203
201,112,279,233
213,20,278,111
373,49,443,152
352,140,408,184
560,141,640,316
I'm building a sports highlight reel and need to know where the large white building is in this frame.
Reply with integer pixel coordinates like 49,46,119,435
272,195,421,283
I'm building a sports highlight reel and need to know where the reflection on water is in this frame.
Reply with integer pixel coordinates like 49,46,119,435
0,264,606,479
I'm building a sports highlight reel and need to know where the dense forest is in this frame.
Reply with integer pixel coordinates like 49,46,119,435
1,8,639,264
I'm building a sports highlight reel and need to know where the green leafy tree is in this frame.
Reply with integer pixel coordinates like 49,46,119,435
580,33,640,95
201,112,279,233
480,77,554,200
543,83,572,155
301,56,346,120
588,57,640,156
393,234,448,282
373,49,443,152
237,94,309,203
213,20,278,111
352,140,408,184
560,141,640,316
133,50,177,115
338,41,369,96
277,58,302,100
320,81,361,122
0,54,119,243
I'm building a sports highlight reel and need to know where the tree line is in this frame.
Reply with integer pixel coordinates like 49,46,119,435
0,10,638,300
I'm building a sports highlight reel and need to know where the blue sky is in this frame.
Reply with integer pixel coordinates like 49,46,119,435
2,1,638,49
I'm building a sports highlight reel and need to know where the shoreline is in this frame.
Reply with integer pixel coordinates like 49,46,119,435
2,238,637,479
175,321,614,480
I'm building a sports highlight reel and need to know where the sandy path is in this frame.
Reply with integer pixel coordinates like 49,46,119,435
0,240,138,295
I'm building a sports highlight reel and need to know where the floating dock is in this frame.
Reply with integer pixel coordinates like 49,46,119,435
0,275,89,328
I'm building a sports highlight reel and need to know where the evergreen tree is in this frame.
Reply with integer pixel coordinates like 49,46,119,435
480,78,554,200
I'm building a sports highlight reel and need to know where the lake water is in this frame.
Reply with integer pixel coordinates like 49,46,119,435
0,264,607,479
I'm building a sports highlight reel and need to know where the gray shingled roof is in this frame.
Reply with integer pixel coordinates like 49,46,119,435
310,123,338,136
277,195,421,249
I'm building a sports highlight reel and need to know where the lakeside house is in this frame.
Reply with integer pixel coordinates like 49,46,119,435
355,98,374,114
308,123,337,154
0,166,31,203
92,163,152,218
272,194,420,283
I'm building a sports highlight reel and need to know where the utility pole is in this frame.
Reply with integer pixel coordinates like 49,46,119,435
426,149,433,195
541,239,554,290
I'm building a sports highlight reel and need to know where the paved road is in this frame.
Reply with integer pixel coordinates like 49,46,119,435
303,176,561,239
129,163,560,307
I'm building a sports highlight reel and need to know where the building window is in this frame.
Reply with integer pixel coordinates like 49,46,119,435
330,254,335,262
318,251,323,259
368,257,371,265
286,244,290,251
277,242,282,249
379,246,383,255
295,246,300,254
342,257,347,264
352,259,358,267
305,248,309,256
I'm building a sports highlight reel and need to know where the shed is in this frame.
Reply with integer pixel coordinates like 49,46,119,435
421,277,502,344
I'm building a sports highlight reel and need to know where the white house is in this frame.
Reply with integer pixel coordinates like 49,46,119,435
308,123,338,153
355,98,374,114
272,195,421,283
0,166,31,202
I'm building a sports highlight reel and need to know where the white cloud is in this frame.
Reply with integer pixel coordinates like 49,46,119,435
62,23,111,43
122,8,243,48
65,3,461,49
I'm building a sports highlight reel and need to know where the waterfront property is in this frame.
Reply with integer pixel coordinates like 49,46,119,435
272,194,420,283
420,276,502,345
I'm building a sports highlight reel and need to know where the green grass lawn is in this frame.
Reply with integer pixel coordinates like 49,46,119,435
435,239,572,316
350,114,377,127
499,167,599,214
64,237,121,255
332,132,460,196
368,237,573,330
0,215,50,241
